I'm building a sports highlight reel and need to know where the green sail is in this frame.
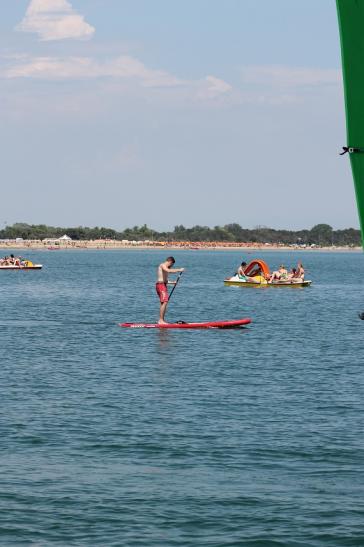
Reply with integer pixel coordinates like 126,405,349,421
337,0,364,246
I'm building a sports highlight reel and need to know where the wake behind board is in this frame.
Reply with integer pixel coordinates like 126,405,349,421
119,318,251,329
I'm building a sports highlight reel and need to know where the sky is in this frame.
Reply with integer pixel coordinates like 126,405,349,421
0,0,358,230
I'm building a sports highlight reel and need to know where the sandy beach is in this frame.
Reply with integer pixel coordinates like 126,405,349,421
0,240,361,252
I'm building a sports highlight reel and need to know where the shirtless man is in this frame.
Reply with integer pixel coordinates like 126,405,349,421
296,262,305,280
156,257,184,324
269,264,288,283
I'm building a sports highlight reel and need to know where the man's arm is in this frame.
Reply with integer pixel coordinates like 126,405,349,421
168,268,184,284
161,265,184,274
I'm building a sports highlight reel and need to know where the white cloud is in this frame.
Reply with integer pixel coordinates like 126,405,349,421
200,76,232,99
1,53,340,109
4,55,183,88
240,66,341,87
231,65,343,106
0,55,233,108
3,54,234,104
17,0,95,41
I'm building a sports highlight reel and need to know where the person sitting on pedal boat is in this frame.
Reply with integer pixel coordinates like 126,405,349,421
287,267,302,283
237,262,248,280
295,262,305,280
236,262,261,283
269,264,288,283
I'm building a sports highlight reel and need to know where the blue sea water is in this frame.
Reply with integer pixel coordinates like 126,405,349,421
0,249,364,546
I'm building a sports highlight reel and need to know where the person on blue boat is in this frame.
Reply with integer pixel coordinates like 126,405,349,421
156,257,184,324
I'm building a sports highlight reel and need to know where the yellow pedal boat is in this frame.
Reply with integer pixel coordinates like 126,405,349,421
0,260,42,270
224,276,312,288
224,259,312,288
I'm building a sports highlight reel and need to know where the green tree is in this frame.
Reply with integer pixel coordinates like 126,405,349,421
309,224,334,245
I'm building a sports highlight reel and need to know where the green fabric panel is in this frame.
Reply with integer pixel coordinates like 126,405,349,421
337,0,364,245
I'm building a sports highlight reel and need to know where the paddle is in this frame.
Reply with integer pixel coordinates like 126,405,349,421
168,271,183,301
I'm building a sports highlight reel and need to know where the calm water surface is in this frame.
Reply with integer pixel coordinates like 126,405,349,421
0,249,363,546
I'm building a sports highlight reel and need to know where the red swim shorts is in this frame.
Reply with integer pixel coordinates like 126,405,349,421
156,282,169,303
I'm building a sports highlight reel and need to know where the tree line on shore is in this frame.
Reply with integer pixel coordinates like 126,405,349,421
0,222,361,246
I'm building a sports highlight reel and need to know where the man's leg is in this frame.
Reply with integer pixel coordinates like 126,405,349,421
159,301,168,324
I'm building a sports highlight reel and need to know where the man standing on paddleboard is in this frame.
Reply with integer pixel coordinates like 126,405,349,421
156,257,184,324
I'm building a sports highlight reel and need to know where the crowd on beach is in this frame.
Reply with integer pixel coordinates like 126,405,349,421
0,254,26,266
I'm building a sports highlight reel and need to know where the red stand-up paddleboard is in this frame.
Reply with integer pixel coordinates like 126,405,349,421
119,318,251,329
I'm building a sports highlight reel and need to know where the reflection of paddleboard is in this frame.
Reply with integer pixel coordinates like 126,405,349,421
119,318,251,329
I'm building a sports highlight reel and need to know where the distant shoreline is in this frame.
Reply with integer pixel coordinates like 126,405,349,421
0,242,361,252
